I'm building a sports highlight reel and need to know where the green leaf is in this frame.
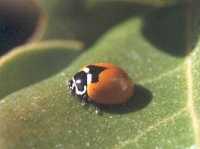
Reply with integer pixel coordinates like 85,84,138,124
0,40,83,99
0,2,200,149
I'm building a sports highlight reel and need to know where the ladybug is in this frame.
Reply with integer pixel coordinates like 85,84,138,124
68,63,133,111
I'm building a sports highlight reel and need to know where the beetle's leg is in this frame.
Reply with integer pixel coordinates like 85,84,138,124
90,102,102,115
95,106,101,114
70,88,75,96
70,89,75,96
82,94,88,101
81,94,88,106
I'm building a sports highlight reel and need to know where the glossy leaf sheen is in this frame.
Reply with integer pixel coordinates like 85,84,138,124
0,2,200,149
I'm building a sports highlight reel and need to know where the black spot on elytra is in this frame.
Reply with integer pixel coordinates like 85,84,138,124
86,65,106,83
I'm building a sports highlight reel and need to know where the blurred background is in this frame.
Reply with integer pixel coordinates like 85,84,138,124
0,0,190,56
0,1,199,149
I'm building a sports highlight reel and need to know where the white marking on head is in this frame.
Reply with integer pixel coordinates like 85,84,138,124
82,67,90,73
76,79,81,84
72,77,87,95
75,85,87,95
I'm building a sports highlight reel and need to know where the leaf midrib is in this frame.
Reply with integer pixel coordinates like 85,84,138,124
185,0,200,146
186,57,200,147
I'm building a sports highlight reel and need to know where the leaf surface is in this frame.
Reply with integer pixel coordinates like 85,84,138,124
0,2,200,149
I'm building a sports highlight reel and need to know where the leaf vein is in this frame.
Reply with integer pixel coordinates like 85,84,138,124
114,108,186,149
186,58,200,147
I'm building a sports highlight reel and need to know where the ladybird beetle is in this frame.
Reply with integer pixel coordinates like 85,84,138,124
68,63,133,108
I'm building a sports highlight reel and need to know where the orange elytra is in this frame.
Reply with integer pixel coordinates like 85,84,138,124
68,63,133,106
